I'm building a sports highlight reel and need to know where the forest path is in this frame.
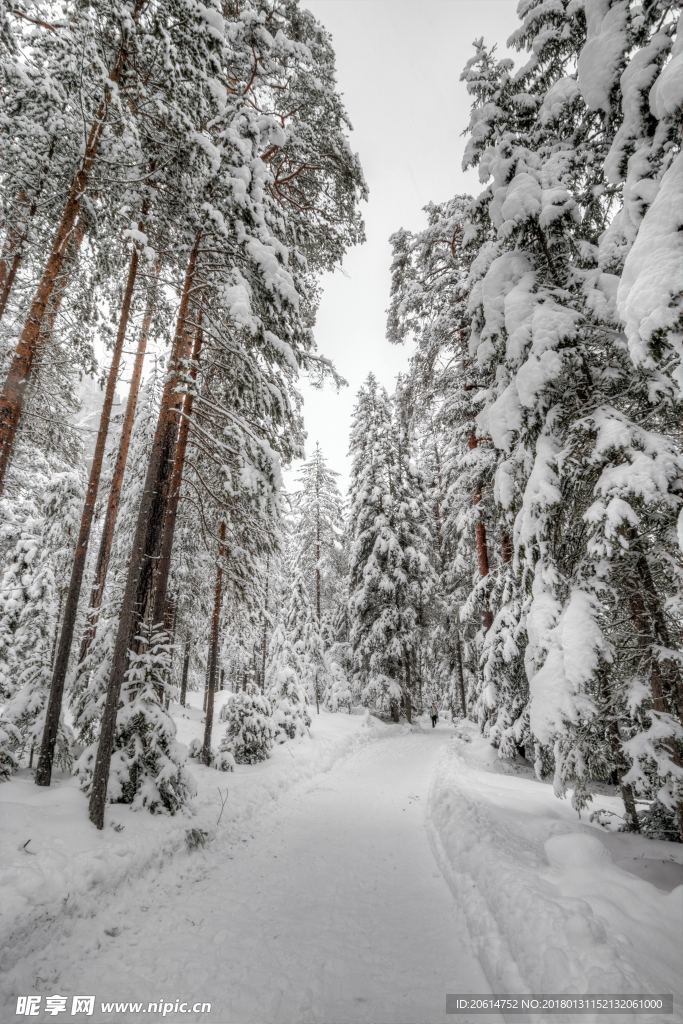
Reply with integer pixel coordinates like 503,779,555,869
4,723,492,1024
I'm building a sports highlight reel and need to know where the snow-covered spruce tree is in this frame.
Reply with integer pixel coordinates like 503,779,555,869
324,660,353,714
77,622,194,812
291,443,345,629
387,197,503,724
221,685,274,765
392,378,436,710
265,616,312,741
593,4,683,839
273,567,323,714
347,375,398,714
347,375,432,721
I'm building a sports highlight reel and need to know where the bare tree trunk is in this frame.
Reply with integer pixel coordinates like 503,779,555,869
88,235,200,829
0,26,140,493
78,264,160,665
202,522,226,766
179,635,190,707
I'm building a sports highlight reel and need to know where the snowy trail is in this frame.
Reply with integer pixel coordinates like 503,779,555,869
2,725,490,1024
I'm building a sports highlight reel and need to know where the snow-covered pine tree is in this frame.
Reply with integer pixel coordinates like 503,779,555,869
221,686,274,765
0,464,82,773
76,622,195,813
347,375,431,720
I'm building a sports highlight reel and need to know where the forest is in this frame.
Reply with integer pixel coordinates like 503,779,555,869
0,0,682,1019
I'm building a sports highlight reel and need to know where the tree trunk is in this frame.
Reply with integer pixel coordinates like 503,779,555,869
260,557,269,690
179,635,190,707
149,308,203,629
202,522,226,766
0,192,37,321
35,241,141,787
0,29,139,494
88,235,200,829
403,657,412,724
453,615,467,717
0,137,59,321
78,263,160,665
468,432,493,631
628,554,683,840
162,595,177,705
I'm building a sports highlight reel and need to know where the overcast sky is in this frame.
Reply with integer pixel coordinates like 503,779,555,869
292,0,520,490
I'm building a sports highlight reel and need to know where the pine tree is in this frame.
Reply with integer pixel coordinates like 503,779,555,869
221,686,274,765
0,465,82,772
76,622,195,813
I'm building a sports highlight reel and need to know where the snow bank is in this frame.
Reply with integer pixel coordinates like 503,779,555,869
0,697,388,967
427,723,683,1020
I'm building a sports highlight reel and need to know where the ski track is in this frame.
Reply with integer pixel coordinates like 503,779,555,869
2,725,492,1024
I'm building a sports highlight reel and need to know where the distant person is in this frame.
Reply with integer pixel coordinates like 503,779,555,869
430,702,438,728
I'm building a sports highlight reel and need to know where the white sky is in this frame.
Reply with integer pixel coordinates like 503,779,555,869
293,0,521,489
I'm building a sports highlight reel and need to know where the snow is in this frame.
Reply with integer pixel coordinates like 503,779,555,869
2,708,681,1023
576,0,628,113
650,30,683,121
428,723,683,1022
0,693,384,969
617,150,683,381
528,588,605,747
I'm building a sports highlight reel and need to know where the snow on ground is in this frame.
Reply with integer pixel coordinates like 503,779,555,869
1,705,681,1024
0,692,384,973
428,722,683,1023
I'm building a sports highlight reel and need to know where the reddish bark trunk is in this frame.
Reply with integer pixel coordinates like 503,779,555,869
0,192,37,321
149,309,204,629
202,522,226,765
78,265,160,665
0,137,57,319
88,235,200,829
35,241,141,786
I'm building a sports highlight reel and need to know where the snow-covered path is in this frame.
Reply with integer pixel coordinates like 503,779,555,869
3,724,488,1024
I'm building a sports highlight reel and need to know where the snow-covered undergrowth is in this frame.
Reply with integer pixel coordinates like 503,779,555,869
0,693,387,963
427,722,683,1017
